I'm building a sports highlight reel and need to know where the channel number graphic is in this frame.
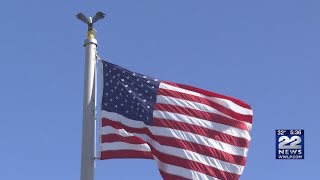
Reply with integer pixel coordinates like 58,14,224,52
277,130,302,149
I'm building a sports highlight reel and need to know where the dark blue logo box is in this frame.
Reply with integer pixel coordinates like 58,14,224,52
276,129,304,159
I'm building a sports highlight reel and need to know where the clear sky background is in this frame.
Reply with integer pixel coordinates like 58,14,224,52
0,1,319,180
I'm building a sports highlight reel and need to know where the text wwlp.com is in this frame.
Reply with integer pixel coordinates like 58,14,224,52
277,155,303,159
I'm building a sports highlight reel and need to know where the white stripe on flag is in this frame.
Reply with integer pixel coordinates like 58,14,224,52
101,125,244,175
156,95,234,119
100,141,151,152
101,111,249,157
153,110,251,140
159,82,253,116
153,156,220,180
156,95,252,130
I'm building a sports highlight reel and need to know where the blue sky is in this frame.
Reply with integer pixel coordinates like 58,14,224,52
0,1,319,179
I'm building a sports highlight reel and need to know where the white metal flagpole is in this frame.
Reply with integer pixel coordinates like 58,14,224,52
77,12,105,180
80,33,96,180
80,18,97,180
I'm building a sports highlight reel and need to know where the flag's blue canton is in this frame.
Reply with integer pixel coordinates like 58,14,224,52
101,61,160,125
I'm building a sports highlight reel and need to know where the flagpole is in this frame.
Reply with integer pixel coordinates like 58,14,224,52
80,20,97,180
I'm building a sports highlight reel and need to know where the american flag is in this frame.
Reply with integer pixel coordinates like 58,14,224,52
99,61,253,180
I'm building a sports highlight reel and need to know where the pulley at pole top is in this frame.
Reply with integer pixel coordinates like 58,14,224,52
76,12,106,38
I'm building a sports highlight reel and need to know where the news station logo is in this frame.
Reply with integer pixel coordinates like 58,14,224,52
276,129,304,159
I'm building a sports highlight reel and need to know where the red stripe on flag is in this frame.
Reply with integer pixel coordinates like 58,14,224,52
101,118,247,166
158,88,252,124
153,118,249,148
159,170,191,180
155,103,249,131
101,134,146,144
163,81,251,110
101,150,153,160
149,146,240,180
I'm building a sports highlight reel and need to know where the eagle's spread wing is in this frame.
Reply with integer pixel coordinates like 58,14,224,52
76,13,88,24
92,12,106,23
